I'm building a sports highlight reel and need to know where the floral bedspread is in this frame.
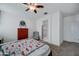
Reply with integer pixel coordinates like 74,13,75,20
0,39,45,56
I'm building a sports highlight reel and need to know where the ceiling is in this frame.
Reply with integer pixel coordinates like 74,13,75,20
0,3,79,20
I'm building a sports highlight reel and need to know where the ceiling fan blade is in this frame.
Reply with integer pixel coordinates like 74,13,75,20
36,5,44,8
25,8,30,11
34,10,37,13
23,3,28,5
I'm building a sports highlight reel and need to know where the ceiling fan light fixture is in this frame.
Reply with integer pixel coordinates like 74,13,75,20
23,3,44,14
29,5,36,10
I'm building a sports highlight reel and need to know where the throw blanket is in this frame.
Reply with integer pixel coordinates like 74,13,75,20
0,39,45,56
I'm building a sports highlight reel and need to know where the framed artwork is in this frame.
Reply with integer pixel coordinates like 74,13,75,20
19,20,26,27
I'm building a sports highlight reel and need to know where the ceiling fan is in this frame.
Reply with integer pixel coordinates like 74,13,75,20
23,3,44,13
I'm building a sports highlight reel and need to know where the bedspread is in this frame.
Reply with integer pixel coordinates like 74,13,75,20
0,39,45,56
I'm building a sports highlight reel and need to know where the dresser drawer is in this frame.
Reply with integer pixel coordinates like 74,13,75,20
18,28,28,40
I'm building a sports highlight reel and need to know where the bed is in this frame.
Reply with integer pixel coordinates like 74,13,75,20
0,39,50,56
28,44,50,56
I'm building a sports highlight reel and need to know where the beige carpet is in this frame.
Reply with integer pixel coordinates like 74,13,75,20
48,41,79,56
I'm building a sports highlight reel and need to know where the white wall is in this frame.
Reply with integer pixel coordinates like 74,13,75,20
51,11,63,46
0,11,35,42
59,12,64,44
64,15,79,43
36,11,63,46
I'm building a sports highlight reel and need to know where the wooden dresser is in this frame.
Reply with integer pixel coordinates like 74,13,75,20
18,28,28,40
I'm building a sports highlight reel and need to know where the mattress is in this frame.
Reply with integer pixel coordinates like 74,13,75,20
28,44,50,56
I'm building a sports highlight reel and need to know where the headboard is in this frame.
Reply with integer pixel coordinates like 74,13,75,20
17,28,28,40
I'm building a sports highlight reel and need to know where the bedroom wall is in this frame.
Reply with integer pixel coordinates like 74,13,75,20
51,11,63,46
64,14,79,43
0,11,35,42
36,11,63,46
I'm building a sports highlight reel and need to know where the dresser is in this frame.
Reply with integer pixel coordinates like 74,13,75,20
18,28,28,40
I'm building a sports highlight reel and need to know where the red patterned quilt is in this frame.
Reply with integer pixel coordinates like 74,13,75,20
1,39,45,56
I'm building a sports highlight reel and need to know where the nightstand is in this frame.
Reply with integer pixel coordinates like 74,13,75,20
0,38,4,44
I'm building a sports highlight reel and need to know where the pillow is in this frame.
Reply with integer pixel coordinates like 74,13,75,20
1,45,10,56
0,45,10,56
